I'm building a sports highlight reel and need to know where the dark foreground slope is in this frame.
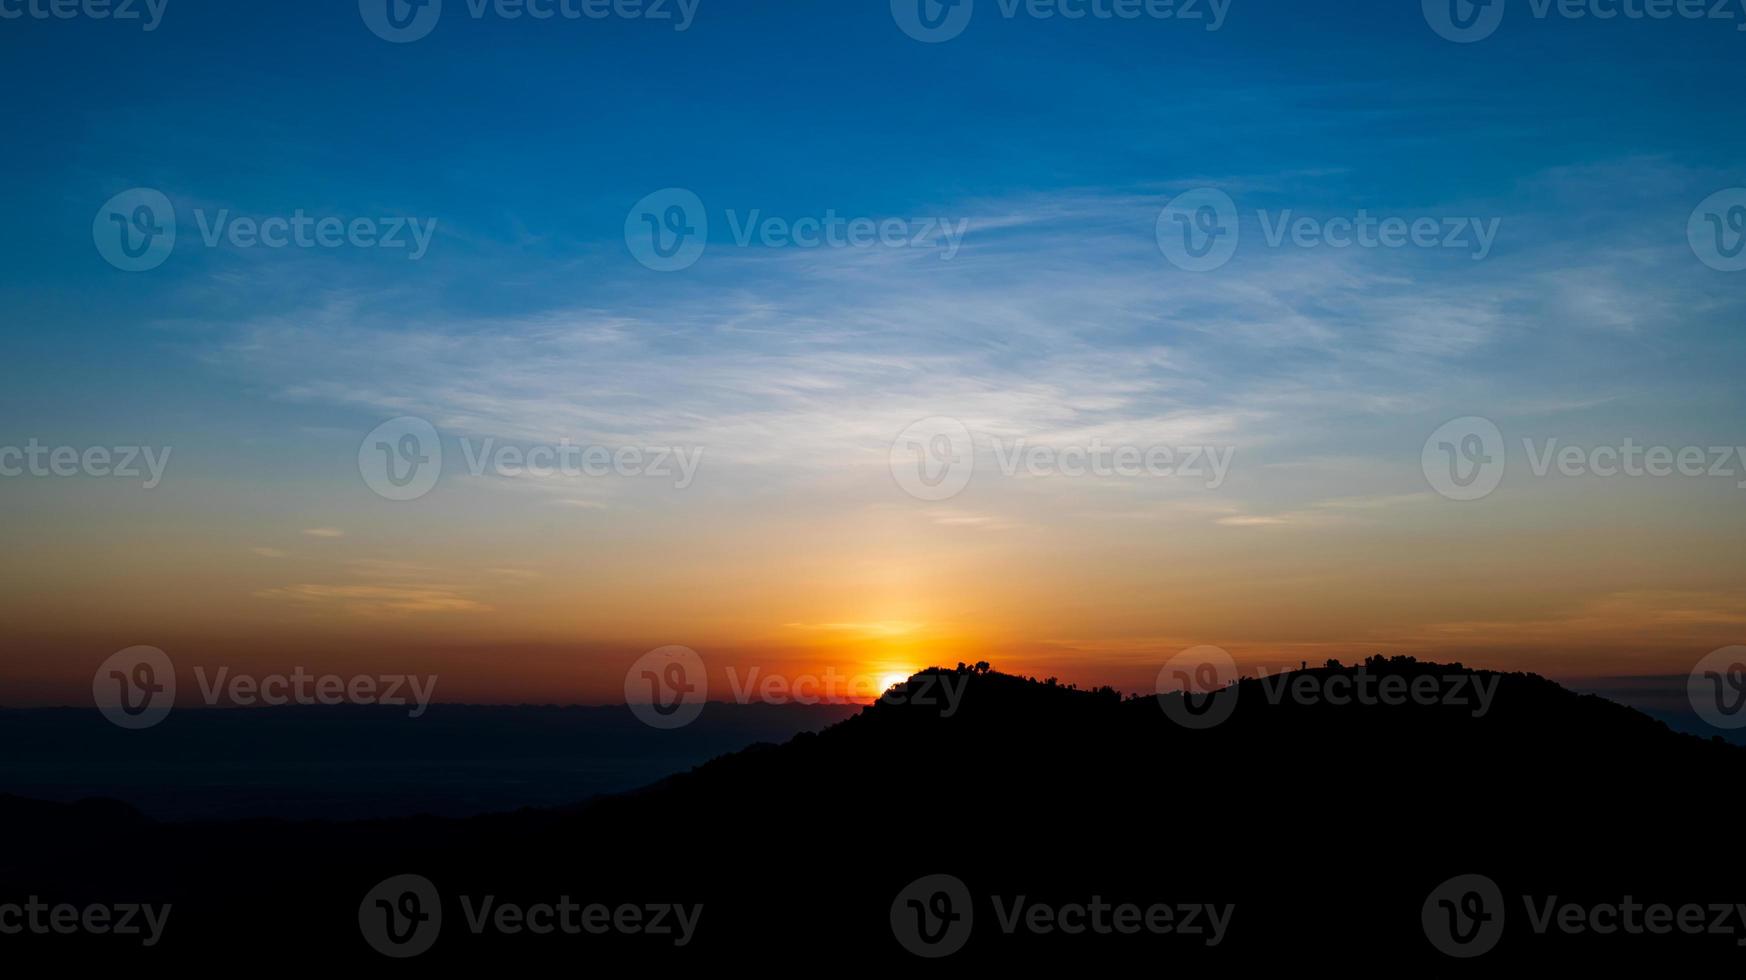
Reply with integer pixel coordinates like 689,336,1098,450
2,660,1741,968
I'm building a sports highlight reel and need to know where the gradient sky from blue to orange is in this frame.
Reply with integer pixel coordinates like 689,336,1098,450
1,0,1743,705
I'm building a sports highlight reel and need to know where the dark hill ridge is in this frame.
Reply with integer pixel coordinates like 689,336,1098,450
2,660,1740,967
603,658,1733,818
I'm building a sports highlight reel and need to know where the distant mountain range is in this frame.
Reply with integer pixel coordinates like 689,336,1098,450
3,660,1741,966
0,701,858,820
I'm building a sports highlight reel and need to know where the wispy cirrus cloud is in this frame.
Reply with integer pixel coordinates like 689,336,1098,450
200,163,1742,532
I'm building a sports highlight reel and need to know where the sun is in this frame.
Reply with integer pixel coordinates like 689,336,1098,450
879,672,912,693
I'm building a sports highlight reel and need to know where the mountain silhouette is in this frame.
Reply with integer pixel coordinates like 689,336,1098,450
3,659,1740,966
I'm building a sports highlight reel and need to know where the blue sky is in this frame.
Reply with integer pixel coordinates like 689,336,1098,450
5,1,1743,396
2,0,1744,696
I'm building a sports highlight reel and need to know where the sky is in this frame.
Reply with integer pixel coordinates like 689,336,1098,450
1,0,1744,705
